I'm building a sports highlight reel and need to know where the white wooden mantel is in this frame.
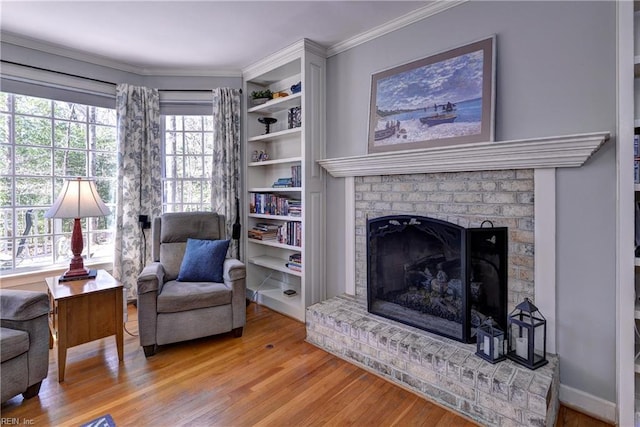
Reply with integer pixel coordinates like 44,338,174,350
318,131,610,354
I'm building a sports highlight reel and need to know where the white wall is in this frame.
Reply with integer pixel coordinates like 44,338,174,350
324,1,617,404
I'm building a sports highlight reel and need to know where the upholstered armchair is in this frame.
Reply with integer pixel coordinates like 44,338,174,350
1,290,50,403
136,212,246,357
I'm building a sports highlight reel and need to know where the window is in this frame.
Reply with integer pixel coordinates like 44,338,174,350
0,92,117,274
163,115,214,212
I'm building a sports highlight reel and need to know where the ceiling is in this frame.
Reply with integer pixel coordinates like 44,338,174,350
0,1,432,74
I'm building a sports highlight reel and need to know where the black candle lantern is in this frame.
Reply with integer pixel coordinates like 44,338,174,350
506,298,548,370
475,316,506,363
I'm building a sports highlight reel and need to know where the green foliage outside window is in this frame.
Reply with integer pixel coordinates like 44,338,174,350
163,115,214,213
0,92,117,273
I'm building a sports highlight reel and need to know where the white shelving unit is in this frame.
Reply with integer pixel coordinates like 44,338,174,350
637,298,640,373
617,3,639,424
242,39,326,321
635,182,640,423
634,4,640,423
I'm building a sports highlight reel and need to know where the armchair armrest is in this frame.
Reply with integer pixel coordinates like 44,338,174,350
223,258,246,282
136,262,165,349
223,258,246,330
137,262,165,295
0,290,49,322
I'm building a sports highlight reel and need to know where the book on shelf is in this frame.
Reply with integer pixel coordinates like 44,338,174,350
289,253,301,263
288,199,302,217
272,177,293,188
248,229,277,240
291,165,301,187
254,222,279,232
248,222,279,240
285,263,302,272
249,192,302,217
276,222,302,247
635,135,640,184
286,252,302,271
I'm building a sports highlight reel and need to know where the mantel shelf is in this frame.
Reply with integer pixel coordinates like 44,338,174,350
317,132,610,177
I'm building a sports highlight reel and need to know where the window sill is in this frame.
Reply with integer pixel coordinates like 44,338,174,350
0,260,113,289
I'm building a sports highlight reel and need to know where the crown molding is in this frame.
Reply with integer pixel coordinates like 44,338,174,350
326,0,469,57
318,132,610,177
242,38,327,80
0,31,242,78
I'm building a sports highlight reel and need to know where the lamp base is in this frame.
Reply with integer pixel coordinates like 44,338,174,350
58,269,97,283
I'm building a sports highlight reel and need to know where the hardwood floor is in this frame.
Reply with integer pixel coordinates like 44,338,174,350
2,303,611,426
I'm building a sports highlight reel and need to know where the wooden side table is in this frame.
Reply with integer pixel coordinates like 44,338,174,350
46,269,124,382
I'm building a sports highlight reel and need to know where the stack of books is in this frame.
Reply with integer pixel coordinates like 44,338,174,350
635,135,639,184
288,200,302,217
248,222,279,240
272,177,293,188
286,253,302,272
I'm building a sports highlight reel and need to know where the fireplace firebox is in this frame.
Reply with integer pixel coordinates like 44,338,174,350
367,215,508,343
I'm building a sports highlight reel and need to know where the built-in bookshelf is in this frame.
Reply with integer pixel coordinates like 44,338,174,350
634,4,640,422
242,39,326,321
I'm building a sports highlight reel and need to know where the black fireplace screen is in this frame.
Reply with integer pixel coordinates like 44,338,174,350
367,215,507,343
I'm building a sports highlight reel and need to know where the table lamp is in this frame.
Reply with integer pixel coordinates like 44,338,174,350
45,177,111,282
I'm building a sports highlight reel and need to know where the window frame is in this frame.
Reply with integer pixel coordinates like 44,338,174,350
161,114,215,213
0,92,117,275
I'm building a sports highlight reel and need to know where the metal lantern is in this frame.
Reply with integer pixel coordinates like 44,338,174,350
475,316,506,363
506,298,548,370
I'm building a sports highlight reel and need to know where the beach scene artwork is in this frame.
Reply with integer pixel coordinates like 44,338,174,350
368,37,494,153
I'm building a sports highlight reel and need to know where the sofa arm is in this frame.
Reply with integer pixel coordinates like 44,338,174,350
137,262,165,295
223,259,246,330
0,290,50,390
0,290,49,322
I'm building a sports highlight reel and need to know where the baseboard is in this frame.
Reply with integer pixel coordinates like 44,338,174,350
559,383,616,424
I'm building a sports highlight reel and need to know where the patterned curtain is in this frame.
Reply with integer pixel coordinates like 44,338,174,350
212,88,241,258
113,84,162,299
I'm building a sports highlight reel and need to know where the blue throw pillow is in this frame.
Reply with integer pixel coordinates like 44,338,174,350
177,238,230,283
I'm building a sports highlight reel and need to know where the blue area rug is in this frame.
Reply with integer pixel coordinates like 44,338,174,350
80,414,116,427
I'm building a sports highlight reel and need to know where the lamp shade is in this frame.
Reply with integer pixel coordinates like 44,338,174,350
45,177,110,219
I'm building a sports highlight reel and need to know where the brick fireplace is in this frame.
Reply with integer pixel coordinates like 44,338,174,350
356,170,531,315
310,132,609,426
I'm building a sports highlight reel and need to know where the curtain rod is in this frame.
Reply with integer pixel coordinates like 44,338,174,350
0,60,242,93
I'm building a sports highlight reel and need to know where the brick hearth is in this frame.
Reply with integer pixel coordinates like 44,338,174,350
306,295,559,427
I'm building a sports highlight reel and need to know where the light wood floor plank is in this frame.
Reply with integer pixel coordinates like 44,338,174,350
1,302,611,426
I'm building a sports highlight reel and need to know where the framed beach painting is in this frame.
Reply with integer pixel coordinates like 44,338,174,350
368,36,495,154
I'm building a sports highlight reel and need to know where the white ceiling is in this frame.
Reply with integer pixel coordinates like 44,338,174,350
0,1,432,74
